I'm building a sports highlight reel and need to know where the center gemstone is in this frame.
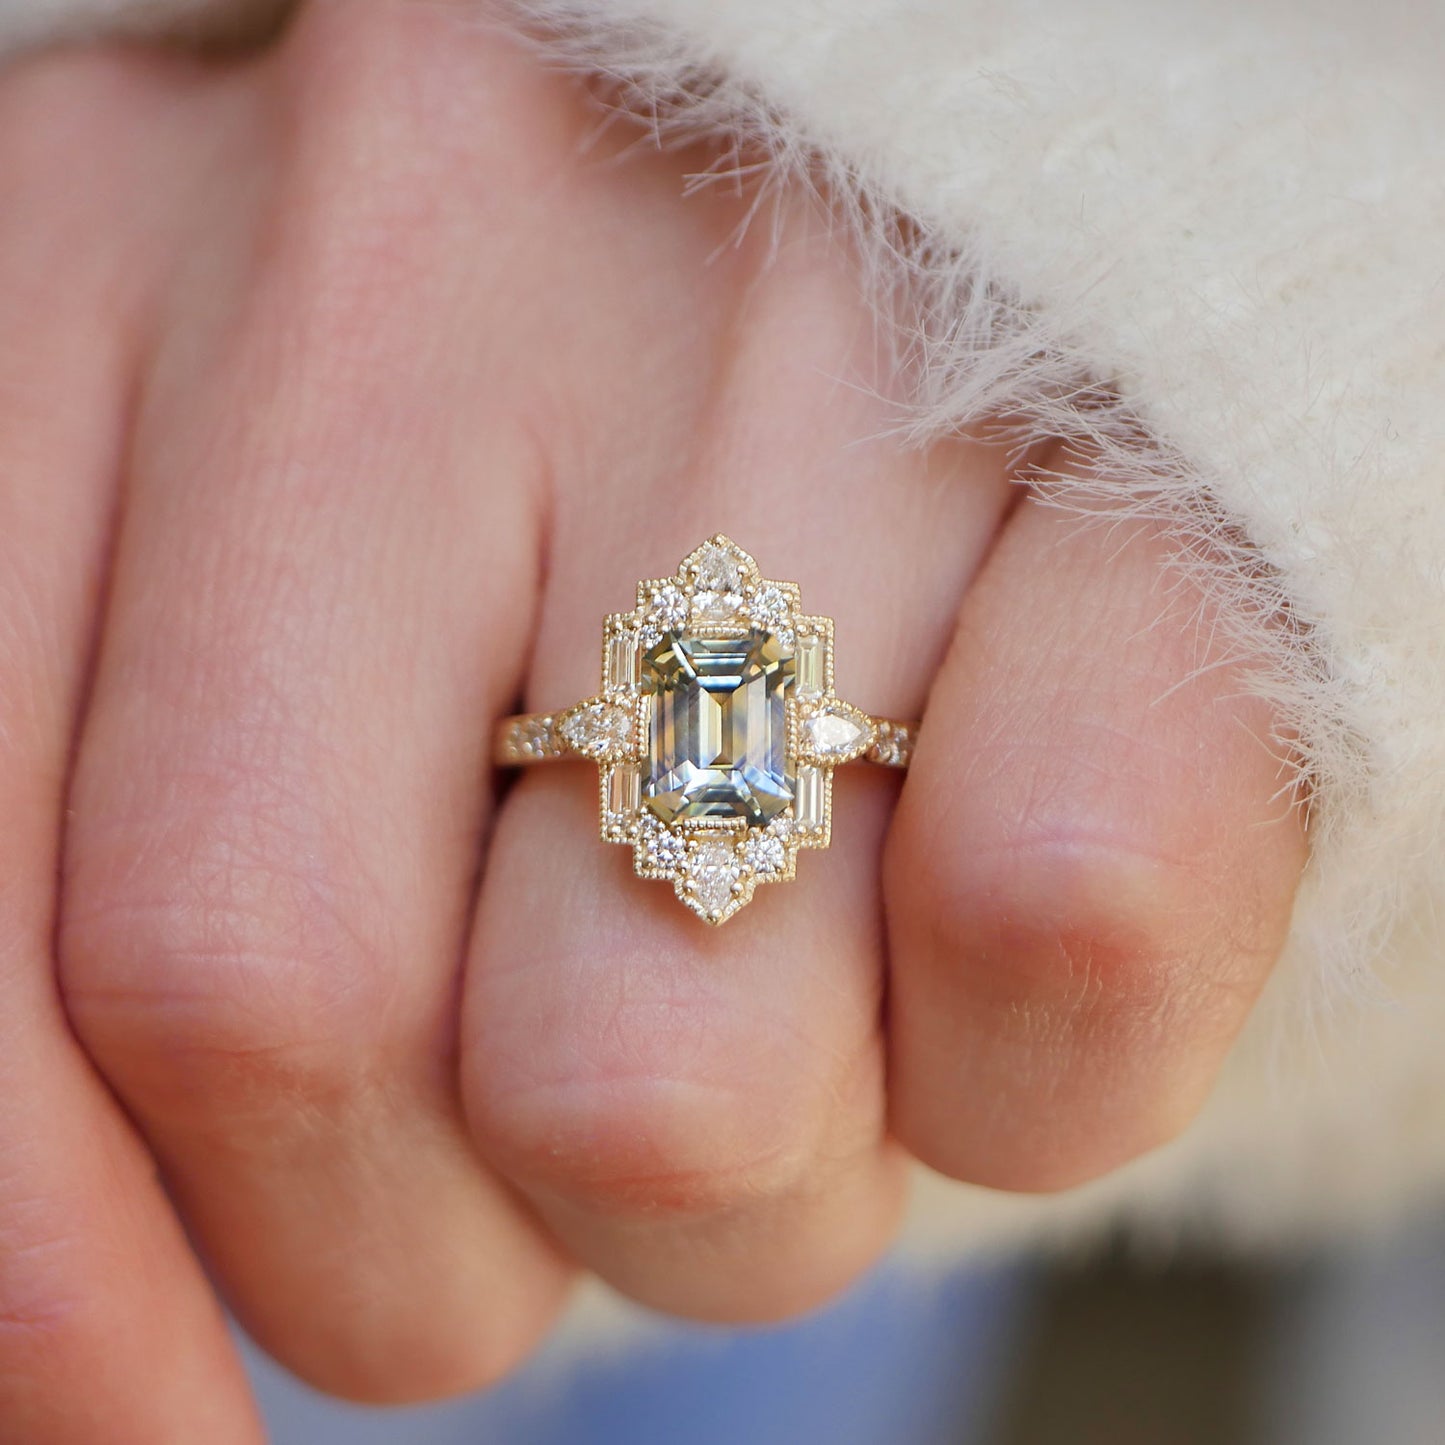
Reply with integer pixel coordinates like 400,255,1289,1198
641,629,795,825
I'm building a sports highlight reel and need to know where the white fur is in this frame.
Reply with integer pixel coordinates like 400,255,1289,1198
7,0,1445,1255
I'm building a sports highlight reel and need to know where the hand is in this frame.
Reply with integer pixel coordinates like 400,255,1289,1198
0,1,1306,1436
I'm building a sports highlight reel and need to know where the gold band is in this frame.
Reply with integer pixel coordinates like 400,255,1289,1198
494,710,918,770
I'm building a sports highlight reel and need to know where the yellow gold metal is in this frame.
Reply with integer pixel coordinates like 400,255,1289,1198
493,708,917,771
491,536,919,923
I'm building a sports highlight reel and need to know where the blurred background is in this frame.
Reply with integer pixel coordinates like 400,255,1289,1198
245,1216,1444,1444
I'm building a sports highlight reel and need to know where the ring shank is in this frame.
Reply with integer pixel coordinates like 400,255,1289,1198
493,710,918,770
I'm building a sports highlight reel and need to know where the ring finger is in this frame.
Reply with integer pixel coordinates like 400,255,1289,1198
462,201,1017,1320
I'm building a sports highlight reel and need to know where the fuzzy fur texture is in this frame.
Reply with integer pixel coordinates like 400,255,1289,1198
6,0,1445,1256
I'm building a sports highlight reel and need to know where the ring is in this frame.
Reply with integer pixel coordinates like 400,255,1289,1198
494,536,919,924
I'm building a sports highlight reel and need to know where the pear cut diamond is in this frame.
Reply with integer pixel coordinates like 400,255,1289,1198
678,837,750,921
805,704,872,761
690,542,747,623
561,701,632,759
694,544,744,594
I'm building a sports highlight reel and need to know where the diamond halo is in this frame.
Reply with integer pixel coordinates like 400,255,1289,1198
493,536,918,925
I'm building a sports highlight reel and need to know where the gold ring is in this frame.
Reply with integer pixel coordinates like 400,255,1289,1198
494,536,919,924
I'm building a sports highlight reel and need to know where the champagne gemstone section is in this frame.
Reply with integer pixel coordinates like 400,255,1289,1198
641,629,796,825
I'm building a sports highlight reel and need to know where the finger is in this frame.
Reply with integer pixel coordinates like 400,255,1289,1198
464,197,1018,1320
0,54,260,1443
59,9,571,1403
885,458,1308,1191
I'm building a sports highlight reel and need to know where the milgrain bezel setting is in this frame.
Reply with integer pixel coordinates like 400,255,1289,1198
494,536,917,925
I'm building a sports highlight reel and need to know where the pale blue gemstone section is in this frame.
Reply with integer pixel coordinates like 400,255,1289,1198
641,629,795,825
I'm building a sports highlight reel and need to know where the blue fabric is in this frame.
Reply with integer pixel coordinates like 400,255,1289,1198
246,1260,1029,1445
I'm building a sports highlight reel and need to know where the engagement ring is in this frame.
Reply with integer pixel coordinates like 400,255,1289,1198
494,536,917,924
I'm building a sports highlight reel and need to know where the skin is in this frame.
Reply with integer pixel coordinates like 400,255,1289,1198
0,0,1307,1437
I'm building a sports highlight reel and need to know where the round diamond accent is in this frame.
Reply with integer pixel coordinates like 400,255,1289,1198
691,588,745,623
561,701,632,759
641,582,689,643
639,820,687,873
743,830,788,875
749,585,795,645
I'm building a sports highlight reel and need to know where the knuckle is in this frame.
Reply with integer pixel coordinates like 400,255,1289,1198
474,1077,807,1220
892,830,1251,1192
278,0,553,166
0,46,213,319
0,43,187,174
60,801,398,1123
262,0,582,321
467,994,818,1219
908,823,1257,1041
